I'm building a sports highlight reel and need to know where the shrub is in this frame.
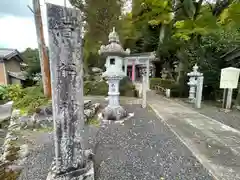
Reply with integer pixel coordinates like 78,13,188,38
150,78,180,97
150,78,176,89
119,77,138,97
14,85,49,114
84,77,138,97
84,80,108,96
2,84,25,101
0,85,7,100
0,84,48,114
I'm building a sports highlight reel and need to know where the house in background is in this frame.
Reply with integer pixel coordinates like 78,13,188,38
0,48,27,85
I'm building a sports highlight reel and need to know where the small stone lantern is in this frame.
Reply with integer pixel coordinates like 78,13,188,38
98,27,130,120
187,64,203,103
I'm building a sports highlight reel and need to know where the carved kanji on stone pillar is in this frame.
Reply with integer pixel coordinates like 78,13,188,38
46,3,94,180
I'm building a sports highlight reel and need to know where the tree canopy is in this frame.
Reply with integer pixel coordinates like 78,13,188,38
70,0,240,103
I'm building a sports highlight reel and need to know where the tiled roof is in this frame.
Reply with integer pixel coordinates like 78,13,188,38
0,48,21,60
8,71,27,81
128,52,155,57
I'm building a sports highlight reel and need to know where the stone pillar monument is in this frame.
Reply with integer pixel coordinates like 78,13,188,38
98,28,130,120
187,64,204,108
195,76,204,108
142,69,147,108
46,3,93,180
132,61,135,82
124,59,128,76
187,64,202,103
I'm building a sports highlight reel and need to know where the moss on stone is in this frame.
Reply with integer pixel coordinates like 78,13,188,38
86,117,100,127
37,126,54,132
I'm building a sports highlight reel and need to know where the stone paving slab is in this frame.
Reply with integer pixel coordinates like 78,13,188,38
173,98,240,131
94,104,213,180
149,95,240,180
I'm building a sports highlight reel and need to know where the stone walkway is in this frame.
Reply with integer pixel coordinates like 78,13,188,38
174,98,240,131
148,94,240,180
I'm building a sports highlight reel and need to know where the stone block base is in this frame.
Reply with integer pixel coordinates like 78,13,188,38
46,161,94,180
102,106,127,120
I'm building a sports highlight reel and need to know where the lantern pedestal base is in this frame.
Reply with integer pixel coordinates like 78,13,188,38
102,105,127,120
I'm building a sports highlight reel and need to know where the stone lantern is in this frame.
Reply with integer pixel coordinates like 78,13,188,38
98,27,130,120
187,64,203,103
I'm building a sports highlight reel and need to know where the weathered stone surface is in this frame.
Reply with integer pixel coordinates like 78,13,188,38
47,3,94,179
14,102,99,130
19,144,29,159
0,109,28,173
84,100,92,109
36,100,92,117
102,106,127,121
84,103,100,122
91,67,102,73
0,101,13,123
46,160,94,180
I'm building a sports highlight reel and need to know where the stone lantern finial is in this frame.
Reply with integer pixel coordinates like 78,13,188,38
193,64,199,72
108,27,119,43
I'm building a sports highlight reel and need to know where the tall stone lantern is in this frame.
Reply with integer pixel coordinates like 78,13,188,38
98,27,130,120
187,64,203,103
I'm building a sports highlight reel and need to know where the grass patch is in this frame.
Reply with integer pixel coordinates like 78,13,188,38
86,117,100,127
0,164,21,180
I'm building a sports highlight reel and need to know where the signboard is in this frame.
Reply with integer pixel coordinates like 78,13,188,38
220,67,240,89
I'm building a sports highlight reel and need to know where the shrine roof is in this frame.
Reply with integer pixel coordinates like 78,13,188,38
125,51,158,61
127,52,155,57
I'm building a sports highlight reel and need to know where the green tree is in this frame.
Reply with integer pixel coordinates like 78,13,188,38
131,0,240,99
70,0,123,70
21,48,41,79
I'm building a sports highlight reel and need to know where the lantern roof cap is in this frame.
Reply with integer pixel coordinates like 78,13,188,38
98,27,130,57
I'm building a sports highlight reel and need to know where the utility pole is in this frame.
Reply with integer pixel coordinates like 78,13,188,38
32,0,51,98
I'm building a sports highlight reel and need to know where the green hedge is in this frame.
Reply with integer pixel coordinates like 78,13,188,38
84,81,108,96
150,78,180,97
150,78,176,89
84,77,138,97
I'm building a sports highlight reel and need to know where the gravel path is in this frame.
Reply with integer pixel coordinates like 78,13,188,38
17,103,213,180
18,132,54,180
94,104,213,180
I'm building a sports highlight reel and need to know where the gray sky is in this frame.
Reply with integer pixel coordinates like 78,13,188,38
0,0,73,51
0,0,131,51
0,0,32,17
